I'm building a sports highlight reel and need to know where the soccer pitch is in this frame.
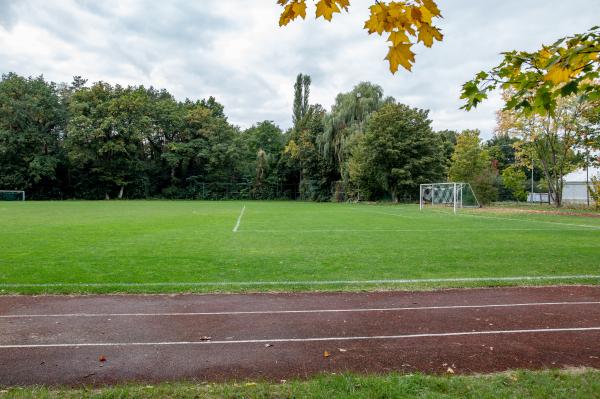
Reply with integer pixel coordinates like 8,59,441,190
1,200,599,294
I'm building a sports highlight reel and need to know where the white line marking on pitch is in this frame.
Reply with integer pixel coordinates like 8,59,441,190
431,209,600,230
232,205,246,232
2,275,599,288
3,301,600,319
2,327,600,349
349,206,419,220
237,227,597,233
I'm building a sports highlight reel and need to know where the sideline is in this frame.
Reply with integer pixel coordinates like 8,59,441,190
1,275,599,288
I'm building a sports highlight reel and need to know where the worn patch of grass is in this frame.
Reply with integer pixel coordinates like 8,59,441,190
1,201,599,294
2,370,600,398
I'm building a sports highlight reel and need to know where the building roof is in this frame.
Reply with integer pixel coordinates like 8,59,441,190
564,166,600,182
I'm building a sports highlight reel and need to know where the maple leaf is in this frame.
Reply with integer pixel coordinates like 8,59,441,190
316,0,340,21
544,64,572,84
420,0,442,17
278,0,444,73
417,23,443,47
388,30,409,46
386,43,415,73
279,0,307,26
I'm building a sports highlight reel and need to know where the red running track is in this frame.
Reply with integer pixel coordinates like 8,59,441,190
1,286,600,385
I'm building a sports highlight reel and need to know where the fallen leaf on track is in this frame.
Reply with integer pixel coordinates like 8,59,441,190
323,351,330,358
99,355,106,362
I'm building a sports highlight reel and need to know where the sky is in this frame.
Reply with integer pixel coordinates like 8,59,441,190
1,0,599,137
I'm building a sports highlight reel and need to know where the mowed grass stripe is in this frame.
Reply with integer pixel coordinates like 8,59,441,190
0,201,598,294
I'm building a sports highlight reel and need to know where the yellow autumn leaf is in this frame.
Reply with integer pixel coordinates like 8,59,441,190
420,0,441,17
315,0,340,21
419,5,432,24
278,0,443,74
544,64,572,84
386,43,415,73
388,30,409,46
279,0,307,26
417,23,443,47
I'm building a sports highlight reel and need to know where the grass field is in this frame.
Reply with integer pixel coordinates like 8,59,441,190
1,200,599,294
2,370,599,398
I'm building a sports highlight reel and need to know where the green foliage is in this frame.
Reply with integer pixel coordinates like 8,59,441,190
349,103,445,202
436,129,458,168
1,72,457,202
0,73,65,198
501,166,528,201
293,73,311,127
449,130,498,204
462,27,600,116
589,175,600,210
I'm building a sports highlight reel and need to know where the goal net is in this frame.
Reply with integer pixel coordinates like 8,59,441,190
419,183,479,213
0,190,25,201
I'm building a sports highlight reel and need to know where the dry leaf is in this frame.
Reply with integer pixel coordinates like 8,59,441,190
323,351,330,358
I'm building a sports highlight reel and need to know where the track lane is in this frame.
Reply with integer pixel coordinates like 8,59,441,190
1,286,600,385
2,302,600,346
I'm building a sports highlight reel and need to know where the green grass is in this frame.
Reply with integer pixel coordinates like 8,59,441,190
2,370,600,398
1,200,599,294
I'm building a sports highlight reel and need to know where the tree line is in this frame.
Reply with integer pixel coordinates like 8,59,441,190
1,72,597,204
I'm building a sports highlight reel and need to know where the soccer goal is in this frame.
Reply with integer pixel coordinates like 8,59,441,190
419,183,479,213
0,190,25,201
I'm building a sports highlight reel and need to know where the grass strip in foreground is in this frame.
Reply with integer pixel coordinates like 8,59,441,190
2,369,599,398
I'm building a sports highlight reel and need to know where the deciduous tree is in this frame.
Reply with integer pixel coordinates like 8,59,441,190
349,103,444,201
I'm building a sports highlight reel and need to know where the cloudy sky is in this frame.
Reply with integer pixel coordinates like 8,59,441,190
1,1,598,137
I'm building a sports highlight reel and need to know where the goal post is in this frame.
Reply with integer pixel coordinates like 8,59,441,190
0,190,25,201
419,183,479,213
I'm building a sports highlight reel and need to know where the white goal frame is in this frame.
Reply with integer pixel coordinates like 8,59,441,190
0,190,25,201
419,183,479,214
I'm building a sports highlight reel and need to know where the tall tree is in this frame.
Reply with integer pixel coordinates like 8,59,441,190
0,73,65,198
65,83,150,199
495,96,589,207
448,130,498,205
349,103,445,202
292,74,311,127
321,82,391,183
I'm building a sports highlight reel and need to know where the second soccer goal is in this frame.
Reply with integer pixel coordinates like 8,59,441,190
419,183,479,213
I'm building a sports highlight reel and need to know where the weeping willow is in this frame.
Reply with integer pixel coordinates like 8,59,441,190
320,82,394,183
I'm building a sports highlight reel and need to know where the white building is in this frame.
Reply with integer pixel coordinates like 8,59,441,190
562,166,600,205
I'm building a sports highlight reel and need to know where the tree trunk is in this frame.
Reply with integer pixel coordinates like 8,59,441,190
118,185,124,199
105,192,110,200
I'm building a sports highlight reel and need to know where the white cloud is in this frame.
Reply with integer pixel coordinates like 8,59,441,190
1,0,598,137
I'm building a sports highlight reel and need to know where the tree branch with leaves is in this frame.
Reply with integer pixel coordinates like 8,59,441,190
277,0,443,73
461,27,600,115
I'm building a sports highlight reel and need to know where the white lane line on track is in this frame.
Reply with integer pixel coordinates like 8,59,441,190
2,327,600,349
2,275,599,288
232,205,245,232
3,301,600,319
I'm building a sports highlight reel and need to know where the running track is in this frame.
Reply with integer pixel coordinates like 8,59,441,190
1,286,600,385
